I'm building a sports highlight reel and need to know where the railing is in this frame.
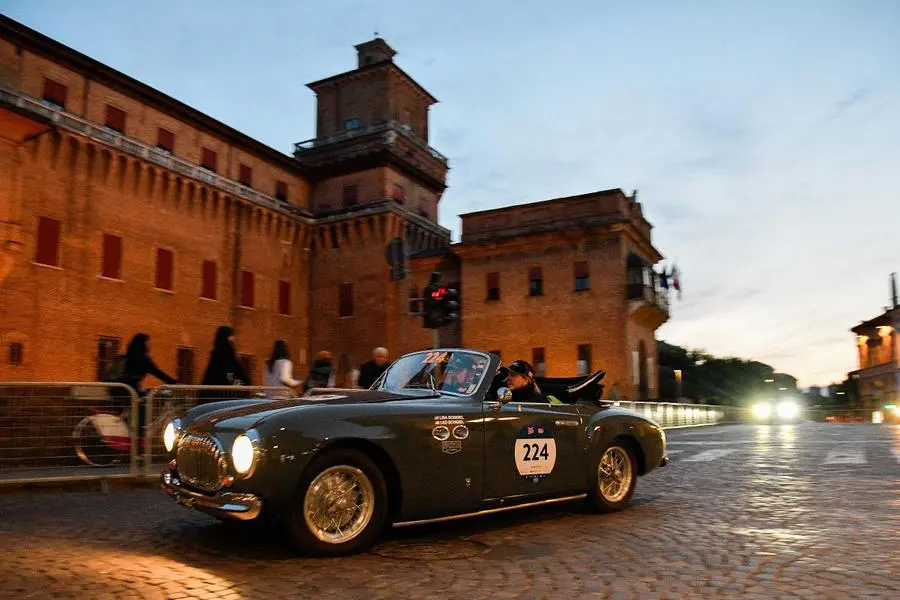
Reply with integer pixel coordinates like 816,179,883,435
613,401,744,428
0,382,140,484
0,84,311,222
294,119,448,164
1,383,894,485
627,266,669,313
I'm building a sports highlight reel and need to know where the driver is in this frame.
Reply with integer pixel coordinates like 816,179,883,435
506,360,544,403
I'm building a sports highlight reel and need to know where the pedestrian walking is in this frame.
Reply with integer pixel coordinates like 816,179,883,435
306,351,335,390
357,347,390,389
263,340,303,396
198,325,250,403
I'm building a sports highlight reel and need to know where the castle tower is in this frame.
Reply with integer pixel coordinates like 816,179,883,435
295,39,457,382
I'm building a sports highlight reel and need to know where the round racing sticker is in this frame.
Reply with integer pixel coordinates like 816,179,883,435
514,424,557,481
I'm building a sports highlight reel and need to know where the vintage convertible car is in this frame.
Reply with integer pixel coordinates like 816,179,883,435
160,349,668,556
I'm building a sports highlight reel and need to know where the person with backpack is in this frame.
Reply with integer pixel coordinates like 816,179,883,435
106,333,177,437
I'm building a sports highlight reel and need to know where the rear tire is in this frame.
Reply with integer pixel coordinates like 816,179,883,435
587,438,637,513
285,449,388,556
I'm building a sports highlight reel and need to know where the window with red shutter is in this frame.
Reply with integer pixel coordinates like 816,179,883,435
101,234,123,279
35,217,61,266
155,248,174,291
201,260,217,299
42,78,68,108
574,261,590,291
240,271,254,307
239,164,253,187
339,283,354,317
275,181,288,202
342,184,358,207
392,183,405,202
105,105,126,132
279,281,291,315
486,272,500,301
528,266,543,296
201,148,217,172
157,128,175,153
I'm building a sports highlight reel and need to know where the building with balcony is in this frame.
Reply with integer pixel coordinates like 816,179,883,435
453,189,669,400
849,274,899,410
0,15,670,392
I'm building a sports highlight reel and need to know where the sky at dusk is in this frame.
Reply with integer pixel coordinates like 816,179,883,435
2,0,898,388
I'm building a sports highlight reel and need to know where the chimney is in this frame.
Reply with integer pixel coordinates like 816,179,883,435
355,38,397,68
892,272,898,308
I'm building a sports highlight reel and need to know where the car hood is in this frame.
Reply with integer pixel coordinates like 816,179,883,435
185,388,436,432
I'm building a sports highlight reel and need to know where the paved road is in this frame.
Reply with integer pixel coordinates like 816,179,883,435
1,423,898,599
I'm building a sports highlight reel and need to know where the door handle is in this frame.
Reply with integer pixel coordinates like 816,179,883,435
555,419,580,427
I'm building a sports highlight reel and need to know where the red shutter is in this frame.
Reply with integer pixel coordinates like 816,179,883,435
155,248,174,290
35,217,61,266
275,181,288,201
529,266,542,281
239,164,253,187
279,281,291,315
343,184,358,206
42,78,68,107
487,272,500,289
201,260,217,299
105,105,126,132
339,283,354,317
574,261,589,278
202,148,217,172
241,271,254,307
101,234,122,279
157,128,175,152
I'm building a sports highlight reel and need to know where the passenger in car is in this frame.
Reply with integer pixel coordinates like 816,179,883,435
506,360,547,403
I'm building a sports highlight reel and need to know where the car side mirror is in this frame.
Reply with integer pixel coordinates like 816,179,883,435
497,387,512,405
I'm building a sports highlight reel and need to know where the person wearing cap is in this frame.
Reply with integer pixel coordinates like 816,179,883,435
505,359,544,403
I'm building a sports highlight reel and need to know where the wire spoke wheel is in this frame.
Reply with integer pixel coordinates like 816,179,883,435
597,446,633,503
303,465,375,545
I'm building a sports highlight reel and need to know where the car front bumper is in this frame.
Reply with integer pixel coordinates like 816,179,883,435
161,469,262,521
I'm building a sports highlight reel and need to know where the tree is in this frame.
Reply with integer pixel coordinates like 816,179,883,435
657,340,802,406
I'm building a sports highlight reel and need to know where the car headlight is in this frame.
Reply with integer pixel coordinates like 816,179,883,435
752,403,772,419
163,419,181,452
231,430,260,476
777,400,799,419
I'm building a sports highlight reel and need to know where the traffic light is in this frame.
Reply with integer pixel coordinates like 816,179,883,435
422,281,443,328
421,272,460,329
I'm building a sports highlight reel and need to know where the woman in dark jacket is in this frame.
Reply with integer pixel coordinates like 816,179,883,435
118,333,177,434
122,333,177,394
199,326,249,403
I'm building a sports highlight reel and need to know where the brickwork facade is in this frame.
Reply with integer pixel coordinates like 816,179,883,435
0,16,668,397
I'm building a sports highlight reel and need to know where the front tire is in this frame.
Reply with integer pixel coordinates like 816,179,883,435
285,449,388,556
587,439,637,513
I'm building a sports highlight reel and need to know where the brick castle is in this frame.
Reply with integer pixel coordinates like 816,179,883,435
0,16,669,399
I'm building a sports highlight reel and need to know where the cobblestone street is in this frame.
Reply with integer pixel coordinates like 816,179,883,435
1,423,898,599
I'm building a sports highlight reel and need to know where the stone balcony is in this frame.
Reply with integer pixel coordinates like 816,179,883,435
294,120,449,189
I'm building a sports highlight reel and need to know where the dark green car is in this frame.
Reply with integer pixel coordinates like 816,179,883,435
160,349,668,556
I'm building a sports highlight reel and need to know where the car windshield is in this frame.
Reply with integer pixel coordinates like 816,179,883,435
378,350,491,395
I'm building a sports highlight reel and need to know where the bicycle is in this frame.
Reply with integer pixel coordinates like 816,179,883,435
72,388,180,467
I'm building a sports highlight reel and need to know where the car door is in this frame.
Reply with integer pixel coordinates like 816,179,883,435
482,398,585,500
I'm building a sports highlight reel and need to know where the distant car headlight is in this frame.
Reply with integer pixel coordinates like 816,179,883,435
231,431,259,476
777,400,799,419
163,419,181,452
752,403,772,419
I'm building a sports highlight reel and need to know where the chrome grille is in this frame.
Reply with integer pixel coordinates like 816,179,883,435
176,433,226,493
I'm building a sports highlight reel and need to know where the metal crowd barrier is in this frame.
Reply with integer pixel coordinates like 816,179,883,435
143,385,293,472
0,382,140,484
1,382,893,486
614,401,745,429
